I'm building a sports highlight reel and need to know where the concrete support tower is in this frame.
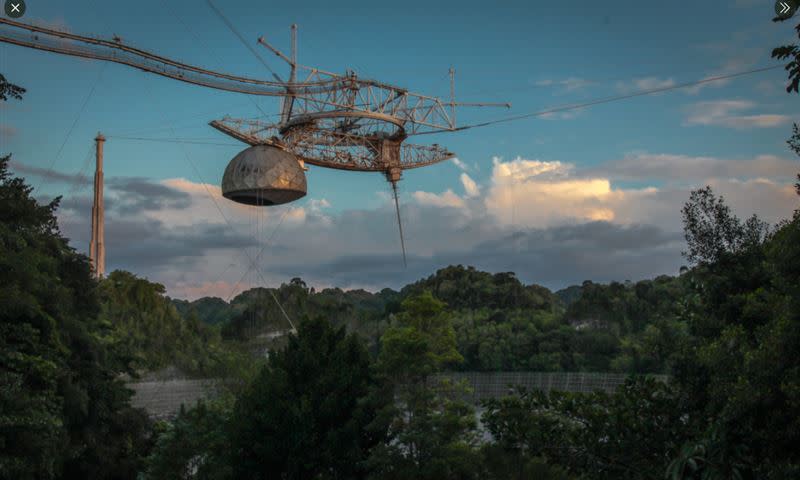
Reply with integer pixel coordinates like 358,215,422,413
89,133,105,278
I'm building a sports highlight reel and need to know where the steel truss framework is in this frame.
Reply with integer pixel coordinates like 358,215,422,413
0,18,507,174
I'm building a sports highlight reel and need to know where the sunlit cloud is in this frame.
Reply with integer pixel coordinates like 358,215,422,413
412,189,465,208
451,158,469,171
684,100,791,129
45,148,799,299
484,157,657,227
460,173,481,198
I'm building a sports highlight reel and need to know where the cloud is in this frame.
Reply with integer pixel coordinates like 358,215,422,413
307,198,331,211
616,77,676,94
482,156,797,230
460,173,480,198
684,100,791,129
560,77,592,91
140,177,308,230
719,115,790,129
539,108,584,121
59,209,260,272
534,77,592,92
412,189,465,208
273,221,685,290
9,160,91,186
755,79,783,96
170,278,242,301
45,150,798,299
451,158,469,171
592,153,799,183
484,157,645,226
684,55,759,94
107,177,192,213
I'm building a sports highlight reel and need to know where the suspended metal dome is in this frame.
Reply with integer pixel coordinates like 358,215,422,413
221,145,307,206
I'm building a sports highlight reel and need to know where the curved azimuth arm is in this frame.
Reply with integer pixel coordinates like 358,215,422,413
0,18,508,135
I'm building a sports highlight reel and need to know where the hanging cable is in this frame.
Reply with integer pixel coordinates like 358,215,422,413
390,180,408,268
205,0,283,83
107,136,242,146
134,76,297,332
163,0,273,119
80,0,296,331
225,206,292,301
36,63,107,193
191,262,237,301
410,64,784,135
64,142,96,197
108,101,276,137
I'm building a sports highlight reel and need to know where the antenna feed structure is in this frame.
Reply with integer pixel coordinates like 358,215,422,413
0,17,507,267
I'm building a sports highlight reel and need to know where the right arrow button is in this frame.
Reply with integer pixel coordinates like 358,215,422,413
776,0,798,19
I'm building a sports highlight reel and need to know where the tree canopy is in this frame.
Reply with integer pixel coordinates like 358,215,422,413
0,154,151,479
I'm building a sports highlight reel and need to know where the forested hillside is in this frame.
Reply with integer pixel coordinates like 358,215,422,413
171,264,690,374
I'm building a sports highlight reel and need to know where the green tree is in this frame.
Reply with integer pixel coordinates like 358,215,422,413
144,397,234,480
669,186,800,476
229,316,385,479
482,378,690,480
681,186,769,266
0,73,25,101
367,292,481,480
99,270,250,378
771,17,800,93
0,154,151,479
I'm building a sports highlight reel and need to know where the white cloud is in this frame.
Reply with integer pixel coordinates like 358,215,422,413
721,114,790,128
684,55,758,94
308,198,331,211
50,150,799,299
460,173,481,198
593,153,799,183
534,77,592,92
484,157,653,226
151,177,308,229
451,157,469,171
616,76,676,94
412,189,465,208
539,108,584,121
483,155,797,229
560,77,592,91
684,100,791,129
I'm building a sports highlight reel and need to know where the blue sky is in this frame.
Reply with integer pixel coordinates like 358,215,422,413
2,0,799,298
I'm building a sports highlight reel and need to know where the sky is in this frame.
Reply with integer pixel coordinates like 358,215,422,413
1,0,799,299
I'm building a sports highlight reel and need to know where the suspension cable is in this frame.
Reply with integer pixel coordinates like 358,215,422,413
410,64,784,135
